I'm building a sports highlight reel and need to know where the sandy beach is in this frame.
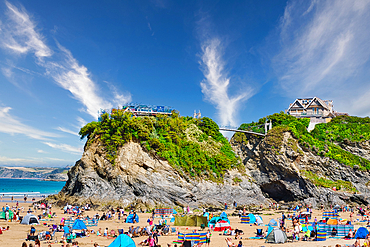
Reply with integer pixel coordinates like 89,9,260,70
0,199,365,247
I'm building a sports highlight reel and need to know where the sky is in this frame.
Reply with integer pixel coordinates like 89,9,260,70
1,0,370,167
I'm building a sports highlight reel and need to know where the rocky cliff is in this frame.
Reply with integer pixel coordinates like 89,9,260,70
230,131,370,207
49,140,265,209
48,113,370,208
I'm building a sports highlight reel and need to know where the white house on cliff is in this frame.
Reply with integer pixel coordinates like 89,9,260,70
285,97,348,131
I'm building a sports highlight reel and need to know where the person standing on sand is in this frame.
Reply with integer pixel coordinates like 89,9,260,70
206,230,211,247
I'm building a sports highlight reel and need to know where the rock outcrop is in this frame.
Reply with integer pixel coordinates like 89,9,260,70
230,131,370,206
49,140,265,208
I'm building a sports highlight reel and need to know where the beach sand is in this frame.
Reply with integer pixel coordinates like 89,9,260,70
0,199,364,247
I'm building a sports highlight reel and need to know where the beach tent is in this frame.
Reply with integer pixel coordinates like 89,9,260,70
214,220,231,231
174,215,207,227
126,214,139,223
0,210,14,220
268,219,278,227
265,227,287,244
326,218,338,225
203,212,210,221
208,213,230,228
21,214,39,225
255,215,263,225
108,234,136,247
355,227,369,239
248,213,256,224
72,219,87,230
40,203,46,209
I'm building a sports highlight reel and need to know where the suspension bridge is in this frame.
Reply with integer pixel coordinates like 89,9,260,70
219,121,272,137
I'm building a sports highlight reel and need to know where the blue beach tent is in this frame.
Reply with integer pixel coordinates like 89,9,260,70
248,213,256,224
126,214,139,223
268,219,278,227
208,212,230,227
72,219,87,230
220,212,228,219
108,234,136,247
354,227,369,239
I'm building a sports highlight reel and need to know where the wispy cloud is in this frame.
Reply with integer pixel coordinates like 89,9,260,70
43,142,82,155
0,1,131,119
56,127,78,136
2,1,52,59
0,155,70,165
199,38,253,127
273,0,370,116
37,149,46,153
104,81,132,108
0,106,58,140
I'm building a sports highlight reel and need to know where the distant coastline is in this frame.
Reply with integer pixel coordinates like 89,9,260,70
0,166,69,181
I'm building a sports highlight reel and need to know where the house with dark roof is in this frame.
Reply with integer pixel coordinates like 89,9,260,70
286,97,335,121
285,97,348,130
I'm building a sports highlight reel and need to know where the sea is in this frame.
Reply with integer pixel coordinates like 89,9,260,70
0,178,65,201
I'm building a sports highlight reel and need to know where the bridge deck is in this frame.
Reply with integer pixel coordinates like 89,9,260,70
219,128,266,136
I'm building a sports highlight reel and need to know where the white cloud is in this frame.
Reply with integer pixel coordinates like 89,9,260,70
104,81,132,108
0,155,70,165
56,126,78,136
0,2,131,119
273,0,370,116
199,38,254,127
2,1,52,59
43,142,82,155
0,106,58,140
37,149,46,153
76,117,87,128
44,43,114,118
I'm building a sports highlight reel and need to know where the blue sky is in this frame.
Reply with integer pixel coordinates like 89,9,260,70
1,0,370,167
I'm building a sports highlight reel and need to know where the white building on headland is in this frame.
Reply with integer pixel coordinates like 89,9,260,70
285,97,348,131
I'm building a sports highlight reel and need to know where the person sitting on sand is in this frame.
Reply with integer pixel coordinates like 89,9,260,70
331,227,337,237
109,229,117,238
30,226,36,236
139,238,149,246
353,237,361,247
347,229,354,239
34,239,41,247
225,237,235,247
148,235,156,247
104,227,108,237
96,228,101,236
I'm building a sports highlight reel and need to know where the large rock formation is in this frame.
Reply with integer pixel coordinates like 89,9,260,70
49,126,370,209
49,139,265,208
230,131,370,207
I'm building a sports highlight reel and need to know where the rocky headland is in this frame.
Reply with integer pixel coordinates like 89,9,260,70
48,112,370,209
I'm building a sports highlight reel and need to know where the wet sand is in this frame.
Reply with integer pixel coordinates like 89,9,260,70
0,199,365,247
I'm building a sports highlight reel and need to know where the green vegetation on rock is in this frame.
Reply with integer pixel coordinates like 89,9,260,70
79,110,240,181
301,170,358,193
236,112,370,170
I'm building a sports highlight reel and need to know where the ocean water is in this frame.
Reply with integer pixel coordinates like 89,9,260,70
0,178,65,198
